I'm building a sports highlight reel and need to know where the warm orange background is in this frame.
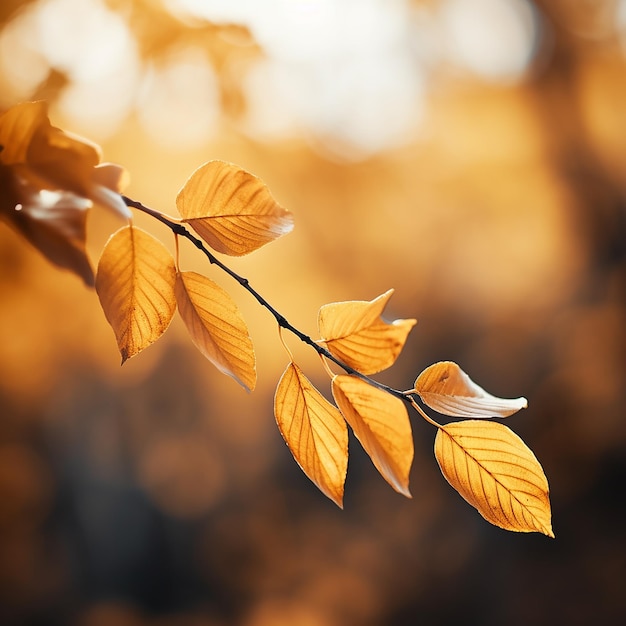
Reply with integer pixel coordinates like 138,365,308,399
1,1,626,624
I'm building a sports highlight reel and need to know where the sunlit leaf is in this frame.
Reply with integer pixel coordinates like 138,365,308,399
414,361,527,418
175,271,256,392
176,160,294,256
435,420,553,537
96,225,176,363
332,375,413,496
274,362,348,507
318,289,416,375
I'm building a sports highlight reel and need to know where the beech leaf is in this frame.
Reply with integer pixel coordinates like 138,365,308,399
318,289,416,375
176,160,294,256
414,361,527,418
435,420,553,537
96,225,177,363
332,375,413,496
274,363,348,507
175,271,256,392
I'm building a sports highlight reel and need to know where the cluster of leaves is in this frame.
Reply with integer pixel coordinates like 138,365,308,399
0,101,130,286
0,102,553,537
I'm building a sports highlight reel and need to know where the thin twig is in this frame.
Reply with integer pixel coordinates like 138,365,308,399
122,195,409,402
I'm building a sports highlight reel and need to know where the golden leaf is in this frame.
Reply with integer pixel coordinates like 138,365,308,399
414,361,527,418
175,271,256,392
435,420,553,537
318,289,416,375
96,225,176,363
332,375,413,496
274,363,348,507
176,160,294,256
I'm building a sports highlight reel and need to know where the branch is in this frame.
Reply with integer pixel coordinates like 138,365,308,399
122,195,410,402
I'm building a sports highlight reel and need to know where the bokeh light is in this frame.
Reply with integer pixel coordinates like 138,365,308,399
136,45,220,150
439,0,539,81
0,0,141,136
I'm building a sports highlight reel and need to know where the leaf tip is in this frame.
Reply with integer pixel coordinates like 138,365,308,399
239,378,255,394
279,212,295,235
398,485,412,499
388,476,412,498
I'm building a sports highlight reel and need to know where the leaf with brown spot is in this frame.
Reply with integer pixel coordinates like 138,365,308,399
435,420,553,537
96,225,176,363
414,361,527,418
274,363,348,507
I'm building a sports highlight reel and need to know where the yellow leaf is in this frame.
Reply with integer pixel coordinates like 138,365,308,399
435,420,553,537
176,160,294,256
96,225,176,363
274,363,348,507
414,361,527,418
175,271,256,392
318,289,416,375
332,375,413,496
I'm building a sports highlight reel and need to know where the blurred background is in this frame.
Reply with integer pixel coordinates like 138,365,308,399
1,0,626,624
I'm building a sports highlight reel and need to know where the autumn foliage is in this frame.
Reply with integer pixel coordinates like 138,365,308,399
0,102,553,537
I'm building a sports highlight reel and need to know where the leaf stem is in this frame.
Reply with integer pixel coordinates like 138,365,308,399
408,396,442,428
123,195,412,404
277,325,295,363
319,353,338,381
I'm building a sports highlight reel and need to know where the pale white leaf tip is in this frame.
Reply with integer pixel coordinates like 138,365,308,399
91,185,132,219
